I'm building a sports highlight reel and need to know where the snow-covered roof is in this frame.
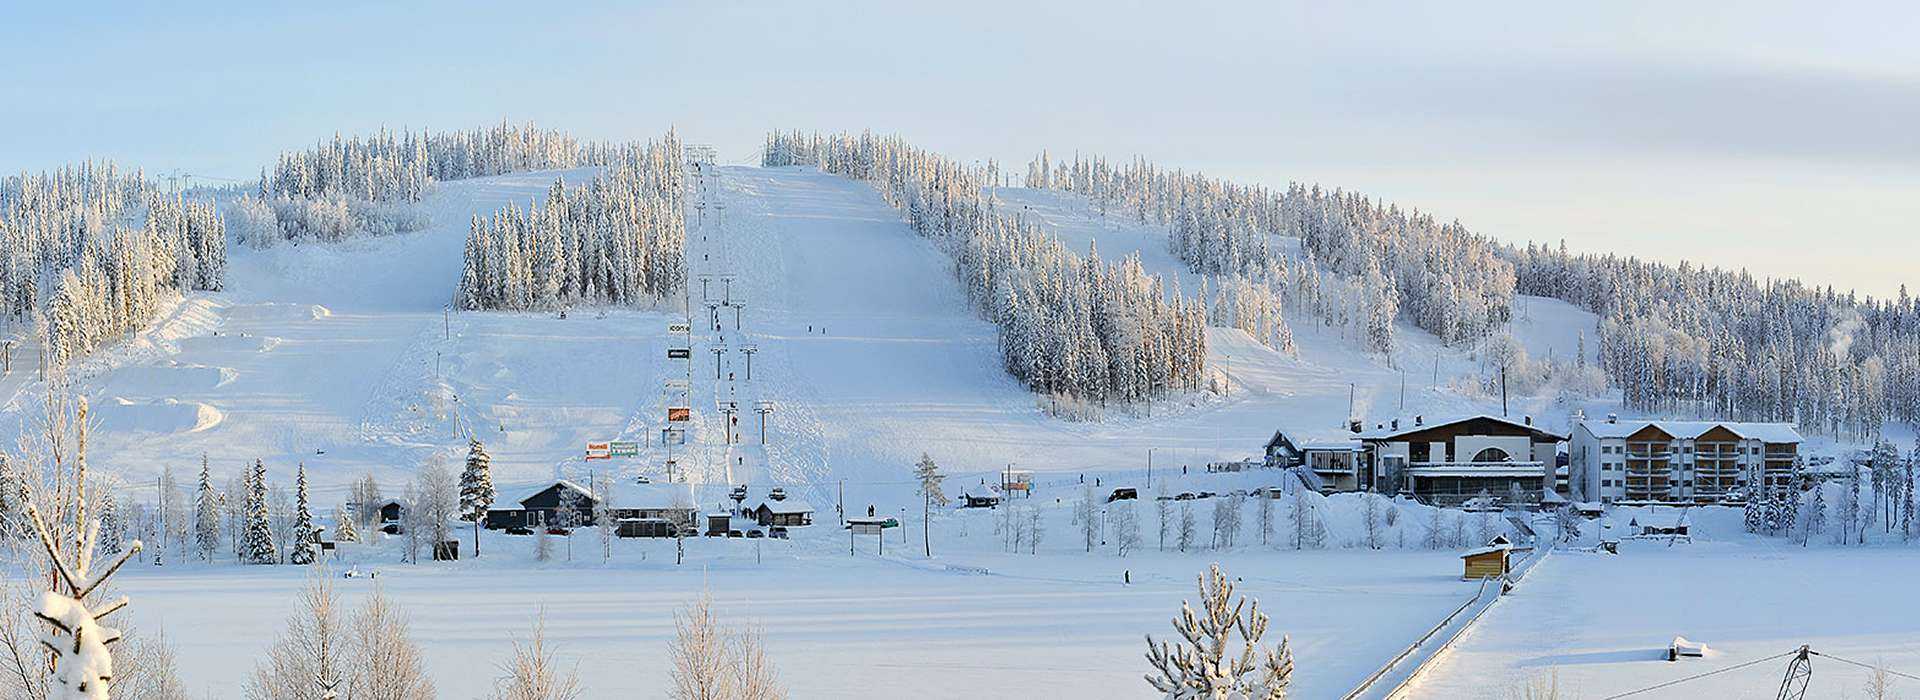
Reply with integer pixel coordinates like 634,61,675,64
1575,419,1802,443
1629,513,1687,529
1356,414,1565,442
1460,544,1511,558
756,500,814,515
514,479,595,506
1299,440,1361,451
625,482,697,508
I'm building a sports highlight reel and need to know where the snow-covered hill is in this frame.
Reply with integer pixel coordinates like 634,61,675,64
1,164,1603,508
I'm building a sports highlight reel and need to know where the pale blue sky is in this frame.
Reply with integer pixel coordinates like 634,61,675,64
4,1,1916,297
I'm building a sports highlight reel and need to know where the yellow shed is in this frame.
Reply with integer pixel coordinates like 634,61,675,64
1460,545,1511,580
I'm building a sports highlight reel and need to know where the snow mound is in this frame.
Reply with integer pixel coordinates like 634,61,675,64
95,364,236,397
224,303,332,324
175,334,282,354
93,397,224,435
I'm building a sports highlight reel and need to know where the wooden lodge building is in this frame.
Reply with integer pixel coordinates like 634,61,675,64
1354,415,1565,506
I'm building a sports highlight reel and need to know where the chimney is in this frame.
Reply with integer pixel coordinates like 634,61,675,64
1606,412,1618,424
1391,418,1399,431
1348,419,1363,434
1415,415,1424,426
1524,415,1532,426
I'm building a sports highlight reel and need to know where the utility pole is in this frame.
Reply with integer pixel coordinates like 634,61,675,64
443,304,450,339
1500,364,1509,417
711,347,727,380
838,479,845,525
1147,447,1156,486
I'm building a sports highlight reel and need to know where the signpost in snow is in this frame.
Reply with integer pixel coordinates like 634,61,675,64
668,322,690,335
609,441,639,458
585,442,611,460
667,407,691,422
667,348,691,360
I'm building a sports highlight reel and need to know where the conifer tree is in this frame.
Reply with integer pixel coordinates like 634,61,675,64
194,457,219,562
243,460,278,565
289,465,316,565
459,438,495,557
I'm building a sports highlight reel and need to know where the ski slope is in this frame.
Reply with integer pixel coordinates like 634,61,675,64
0,163,1604,510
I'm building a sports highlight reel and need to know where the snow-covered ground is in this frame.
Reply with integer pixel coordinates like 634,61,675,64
1411,536,1920,698
6,162,1914,697
114,491,1489,698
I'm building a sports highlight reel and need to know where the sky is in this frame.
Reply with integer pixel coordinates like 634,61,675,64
3,1,1916,297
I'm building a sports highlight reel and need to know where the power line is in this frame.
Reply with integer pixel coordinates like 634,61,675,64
1598,650,1797,699
1809,651,1920,683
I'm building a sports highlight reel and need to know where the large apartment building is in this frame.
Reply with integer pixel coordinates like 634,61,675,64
1569,416,1802,503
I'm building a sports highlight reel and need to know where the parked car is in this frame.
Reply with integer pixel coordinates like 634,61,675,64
1196,491,1217,499
546,527,571,536
745,529,765,539
505,526,534,536
1175,492,1197,501
726,530,744,538
1107,487,1138,503
769,527,789,540
634,475,652,484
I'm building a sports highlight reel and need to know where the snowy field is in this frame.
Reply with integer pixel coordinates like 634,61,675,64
113,503,1483,698
1411,539,1920,698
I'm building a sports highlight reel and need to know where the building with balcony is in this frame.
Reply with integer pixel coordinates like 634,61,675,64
1353,415,1565,506
1568,416,1802,503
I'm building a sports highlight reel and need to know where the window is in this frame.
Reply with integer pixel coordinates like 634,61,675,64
1472,447,1512,463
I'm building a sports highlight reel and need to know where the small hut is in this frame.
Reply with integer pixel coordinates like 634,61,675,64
1460,544,1512,580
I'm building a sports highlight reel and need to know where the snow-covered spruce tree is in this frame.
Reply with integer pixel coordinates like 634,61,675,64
243,460,278,565
459,438,496,557
914,453,947,557
193,457,219,561
333,503,359,544
1145,564,1293,699
1073,485,1102,553
247,573,347,700
97,494,123,557
491,614,582,700
289,465,316,565
534,526,553,563
1113,500,1141,557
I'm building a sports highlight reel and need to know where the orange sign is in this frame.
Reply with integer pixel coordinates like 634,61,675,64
667,407,691,422
585,442,611,460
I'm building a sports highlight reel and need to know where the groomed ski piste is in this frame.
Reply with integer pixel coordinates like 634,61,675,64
4,162,1914,698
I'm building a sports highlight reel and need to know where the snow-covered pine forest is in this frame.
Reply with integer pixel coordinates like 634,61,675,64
1023,152,1517,355
765,130,1211,407
0,162,227,366
457,131,687,310
1511,244,1920,439
228,121,655,246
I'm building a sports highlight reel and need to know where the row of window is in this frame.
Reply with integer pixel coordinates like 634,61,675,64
1599,442,1764,455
